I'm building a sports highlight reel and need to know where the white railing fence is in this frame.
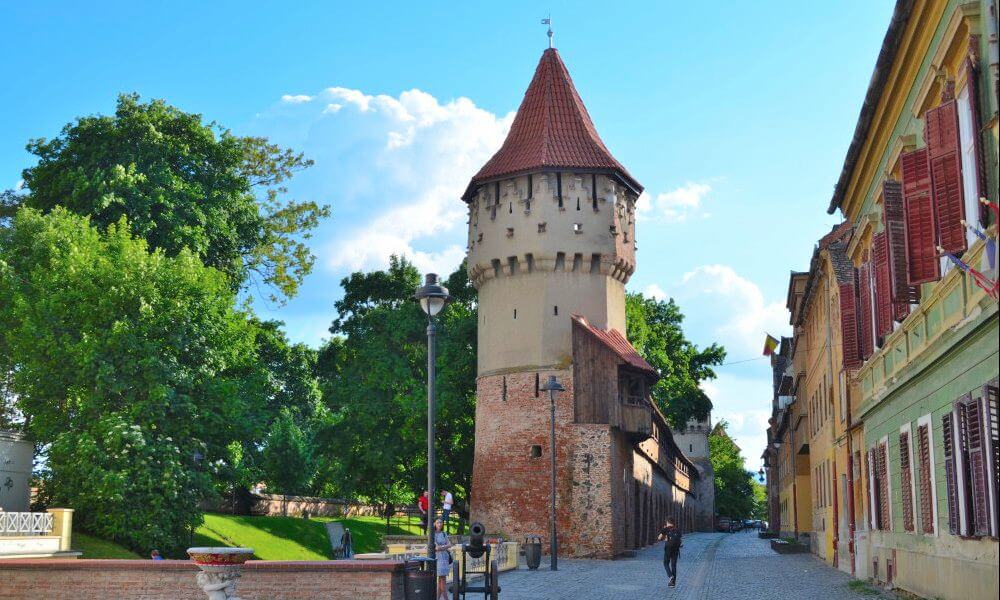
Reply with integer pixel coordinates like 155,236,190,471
0,511,54,536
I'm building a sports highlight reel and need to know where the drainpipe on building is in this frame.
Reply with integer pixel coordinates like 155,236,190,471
845,383,857,577
790,416,799,539
826,276,838,567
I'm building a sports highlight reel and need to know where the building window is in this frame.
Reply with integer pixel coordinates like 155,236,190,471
573,223,583,234
916,416,938,535
899,425,915,532
943,386,999,538
530,445,542,459
957,84,980,248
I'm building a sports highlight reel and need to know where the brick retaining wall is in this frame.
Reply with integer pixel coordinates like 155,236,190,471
0,559,404,600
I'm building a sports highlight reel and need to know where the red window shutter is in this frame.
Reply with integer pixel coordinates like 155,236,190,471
900,431,914,531
882,180,920,320
858,263,875,360
942,411,960,535
839,279,861,369
963,396,991,537
901,148,940,284
877,443,891,530
873,231,893,339
924,100,968,255
917,424,934,534
983,383,1000,537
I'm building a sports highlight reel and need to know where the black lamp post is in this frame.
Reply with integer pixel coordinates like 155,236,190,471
758,467,765,483
414,273,451,563
539,375,564,571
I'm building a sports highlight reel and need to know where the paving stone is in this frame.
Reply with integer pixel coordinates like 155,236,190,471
494,531,889,599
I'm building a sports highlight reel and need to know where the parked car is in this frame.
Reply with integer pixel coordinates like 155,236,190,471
716,516,732,532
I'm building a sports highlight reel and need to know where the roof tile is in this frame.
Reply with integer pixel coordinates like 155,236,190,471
465,49,641,198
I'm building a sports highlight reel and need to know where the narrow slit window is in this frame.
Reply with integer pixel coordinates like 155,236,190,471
591,254,602,274
576,197,581,211
491,258,501,278
508,256,518,274
502,376,507,401
553,305,558,316
555,252,565,271
530,445,542,459
535,373,540,397
572,253,583,272
513,308,517,319
525,253,534,273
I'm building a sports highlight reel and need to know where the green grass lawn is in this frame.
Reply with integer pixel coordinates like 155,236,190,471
72,513,426,560
74,532,143,559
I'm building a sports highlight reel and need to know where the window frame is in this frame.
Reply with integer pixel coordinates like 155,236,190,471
916,413,939,536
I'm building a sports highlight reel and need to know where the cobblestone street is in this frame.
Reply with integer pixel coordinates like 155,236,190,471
496,532,885,600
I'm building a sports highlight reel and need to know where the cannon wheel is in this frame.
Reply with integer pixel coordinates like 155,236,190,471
489,560,500,600
452,561,461,600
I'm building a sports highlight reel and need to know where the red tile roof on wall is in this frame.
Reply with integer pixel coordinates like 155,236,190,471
463,48,641,199
571,315,658,378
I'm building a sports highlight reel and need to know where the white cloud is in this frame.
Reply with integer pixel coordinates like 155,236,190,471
674,264,788,358
637,182,712,223
253,87,514,274
644,283,669,301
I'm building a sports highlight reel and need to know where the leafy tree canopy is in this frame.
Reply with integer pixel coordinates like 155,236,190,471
315,257,476,508
709,420,756,520
7,93,328,302
0,207,262,555
625,292,725,427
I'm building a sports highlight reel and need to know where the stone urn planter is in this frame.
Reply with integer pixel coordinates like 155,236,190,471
187,547,254,600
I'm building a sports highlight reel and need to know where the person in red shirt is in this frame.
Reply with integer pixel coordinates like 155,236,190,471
418,490,430,532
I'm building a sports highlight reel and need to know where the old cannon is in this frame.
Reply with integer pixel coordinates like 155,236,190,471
448,522,500,600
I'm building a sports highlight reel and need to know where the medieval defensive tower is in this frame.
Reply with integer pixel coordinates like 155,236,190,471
465,48,703,558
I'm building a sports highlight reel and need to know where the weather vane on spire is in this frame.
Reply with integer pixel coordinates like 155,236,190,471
541,15,553,49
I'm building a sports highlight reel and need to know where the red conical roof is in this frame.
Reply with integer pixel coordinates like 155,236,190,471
463,48,641,199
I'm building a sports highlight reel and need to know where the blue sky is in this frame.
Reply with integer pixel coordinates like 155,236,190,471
1,1,895,465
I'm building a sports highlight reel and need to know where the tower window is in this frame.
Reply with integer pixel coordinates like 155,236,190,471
576,197,581,211
535,373,540,397
591,254,602,274
572,253,583,272
513,308,517,319
556,173,563,208
689,444,693,453
502,376,507,401
527,174,533,199
530,445,542,459
506,227,514,238
509,202,512,214
573,223,583,234
525,253,535,273
538,222,547,233
553,306,558,316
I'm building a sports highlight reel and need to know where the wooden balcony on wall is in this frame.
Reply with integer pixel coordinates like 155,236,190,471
620,402,652,442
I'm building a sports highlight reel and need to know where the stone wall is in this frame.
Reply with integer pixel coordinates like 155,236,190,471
0,559,403,600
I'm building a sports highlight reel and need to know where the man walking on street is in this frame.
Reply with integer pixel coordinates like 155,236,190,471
657,518,682,588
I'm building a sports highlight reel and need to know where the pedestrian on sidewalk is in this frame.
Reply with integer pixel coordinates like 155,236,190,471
419,490,430,533
657,518,682,588
440,490,454,531
434,518,452,600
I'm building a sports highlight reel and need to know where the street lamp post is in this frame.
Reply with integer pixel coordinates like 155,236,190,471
414,273,451,563
539,375,564,571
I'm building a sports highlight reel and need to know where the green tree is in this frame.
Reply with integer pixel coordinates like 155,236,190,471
625,292,725,427
8,94,328,302
0,208,261,555
751,479,767,520
709,420,755,519
261,408,315,512
315,257,476,508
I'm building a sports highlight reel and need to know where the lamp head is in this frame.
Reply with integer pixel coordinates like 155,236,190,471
414,273,451,317
539,375,564,393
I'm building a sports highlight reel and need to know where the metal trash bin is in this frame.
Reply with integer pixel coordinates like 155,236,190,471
404,557,436,600
524,535,542,570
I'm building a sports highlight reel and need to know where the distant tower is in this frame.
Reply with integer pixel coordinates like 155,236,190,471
463,47,704,559
671,415,716,531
